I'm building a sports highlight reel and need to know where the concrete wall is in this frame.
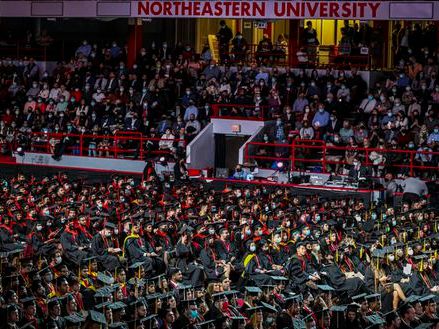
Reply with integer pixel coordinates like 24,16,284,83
186,123,215,169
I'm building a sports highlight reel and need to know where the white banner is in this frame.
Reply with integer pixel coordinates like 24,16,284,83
0,1,437,20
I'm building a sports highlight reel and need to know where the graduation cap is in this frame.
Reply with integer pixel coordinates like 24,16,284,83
108,322,128,329
351,293,367,303
87,310,107,325
96,272,115,285
330,305,348,312
20,296,36,307
94,287,113,298
108,301,127,311
211,292,226,301
284,294,303,306
413,323,434,329
365,313,385,327
140,314,159,329
180,298,197,308
419,294,436,306
244,286,262,295
365,293,381,303
316,284,335,292
194,319,216,329
405,295,421,304
64,314,85,326
270,276,288,284
245,306,263,316
260,301,277,313
95,301,112,310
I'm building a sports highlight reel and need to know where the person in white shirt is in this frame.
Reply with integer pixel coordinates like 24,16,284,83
92,89,106,103
49,84,61,101
359,94,377,114
159,128,175,151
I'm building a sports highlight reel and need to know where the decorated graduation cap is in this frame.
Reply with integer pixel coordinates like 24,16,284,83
96,272,115,285
86,310,107,326
244,286,262,296
365,313,386,329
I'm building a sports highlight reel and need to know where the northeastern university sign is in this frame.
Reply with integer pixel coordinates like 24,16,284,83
0,0,437,20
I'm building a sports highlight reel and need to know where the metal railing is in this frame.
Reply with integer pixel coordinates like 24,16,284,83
244,139,439,177
9,131,185,160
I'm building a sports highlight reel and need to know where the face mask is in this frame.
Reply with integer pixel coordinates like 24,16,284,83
189,310,198,319
388,254,395,262
105,232,112,238
249,245,256,252
371,213,377,220
36,225,43,231
368,96,374,100
388,112,393,117
304,230,311,236
355,214,362,222
263,136,269,141
45,274,53,282
319,108,324,113
434,129,439,133
55,256,62,264
44,210,50,216
407,249,413,256
274,237,282,244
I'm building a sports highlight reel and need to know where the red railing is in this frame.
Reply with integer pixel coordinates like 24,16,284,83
244,139,439,177
220,43,371,69
13,131,185,160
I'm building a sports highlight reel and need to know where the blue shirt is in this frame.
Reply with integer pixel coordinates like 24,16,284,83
312,110,330,127
427,131,439,143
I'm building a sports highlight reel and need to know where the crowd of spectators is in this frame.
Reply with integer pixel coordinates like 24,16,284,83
0,22,436,173
0,172,438,329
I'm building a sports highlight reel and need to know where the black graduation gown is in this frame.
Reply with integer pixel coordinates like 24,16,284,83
30,232,55,257
322,262,363,295
244,253,272,286
0,227,21,252
172,314,193,329
288,255,312,292
199,247,223,280
90,233,121,271
60,231,88,265
175,242,204,287
45,316,66,329
123,236,153,272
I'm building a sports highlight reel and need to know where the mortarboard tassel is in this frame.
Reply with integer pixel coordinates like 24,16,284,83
420,259,424,272
360,247,364,259
335,249,339,263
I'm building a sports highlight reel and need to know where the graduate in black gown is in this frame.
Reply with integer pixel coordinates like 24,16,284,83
321,250,363,296
90,222,121,271
175,225,205,287
122,222,154,273
60,221,88,265
287,242,318,292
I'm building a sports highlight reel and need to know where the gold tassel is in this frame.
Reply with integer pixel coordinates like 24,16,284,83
335,249,339,263
420,259,424,272
360,247,364,259
435,250,437,259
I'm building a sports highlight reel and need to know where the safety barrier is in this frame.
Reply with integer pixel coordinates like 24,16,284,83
216,43,371,69
244,139,439,177
10,131,185,160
